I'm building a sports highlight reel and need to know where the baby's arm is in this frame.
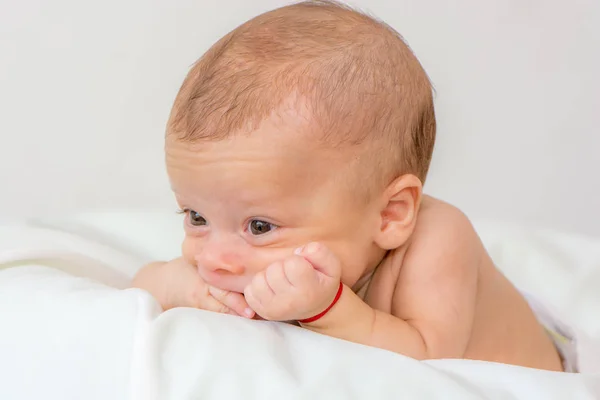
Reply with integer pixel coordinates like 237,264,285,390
132,258,255,318
302,205,481,359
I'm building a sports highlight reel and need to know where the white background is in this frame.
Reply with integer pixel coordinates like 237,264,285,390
0,0,599,235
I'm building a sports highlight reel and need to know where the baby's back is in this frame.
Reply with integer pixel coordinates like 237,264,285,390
363,196,563,371
464,247,561,369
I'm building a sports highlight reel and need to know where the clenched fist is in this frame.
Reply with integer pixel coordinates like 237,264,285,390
244,242,342,321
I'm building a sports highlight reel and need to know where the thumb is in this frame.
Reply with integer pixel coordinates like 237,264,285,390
294,242,341,280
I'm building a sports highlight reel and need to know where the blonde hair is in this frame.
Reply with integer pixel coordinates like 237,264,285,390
168,0,436,188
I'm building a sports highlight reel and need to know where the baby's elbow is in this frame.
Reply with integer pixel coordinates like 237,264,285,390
413,323,470,360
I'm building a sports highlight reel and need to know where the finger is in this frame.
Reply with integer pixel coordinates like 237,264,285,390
208,286,255,318
244,272,275,316
295,242,341,279
244,285,265,318
281,256,316,288
186,280,234,315
265,260,293,293
198,293,235,315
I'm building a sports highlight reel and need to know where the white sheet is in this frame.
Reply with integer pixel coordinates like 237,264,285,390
0,212,599,399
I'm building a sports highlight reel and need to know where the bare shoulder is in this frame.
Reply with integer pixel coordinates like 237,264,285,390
415,196,474,233
396,197,485,301
390,196,484,357
410,196,482,253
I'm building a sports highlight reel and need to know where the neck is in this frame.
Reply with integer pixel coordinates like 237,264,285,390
351,248,389,297
352,240,411,300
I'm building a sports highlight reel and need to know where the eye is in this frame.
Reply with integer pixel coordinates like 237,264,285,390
248,219,277,236
188,210,207,227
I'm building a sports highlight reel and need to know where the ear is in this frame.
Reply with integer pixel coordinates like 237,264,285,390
373,174,423,250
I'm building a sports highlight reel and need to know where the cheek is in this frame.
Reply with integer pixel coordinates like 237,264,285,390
243,247,294,274
181,234,294,277
181,236,200,265
328,243,369,285
322,217,379,286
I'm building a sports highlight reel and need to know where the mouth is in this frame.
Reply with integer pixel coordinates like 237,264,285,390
198,269,250,293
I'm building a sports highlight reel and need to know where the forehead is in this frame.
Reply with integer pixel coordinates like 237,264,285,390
165,110,351,204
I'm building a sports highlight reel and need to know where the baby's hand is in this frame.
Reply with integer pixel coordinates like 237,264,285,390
244,242,341,321
132,257,255,318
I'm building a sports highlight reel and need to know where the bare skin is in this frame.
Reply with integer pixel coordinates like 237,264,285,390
132,108,562,372
133,196,562,371
352,196,563,370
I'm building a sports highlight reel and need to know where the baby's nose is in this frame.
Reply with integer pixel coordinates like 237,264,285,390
195,249,245,275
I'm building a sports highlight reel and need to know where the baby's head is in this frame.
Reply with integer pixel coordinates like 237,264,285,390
166,0,435,292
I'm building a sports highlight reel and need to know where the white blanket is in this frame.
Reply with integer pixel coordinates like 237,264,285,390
0,211,599,399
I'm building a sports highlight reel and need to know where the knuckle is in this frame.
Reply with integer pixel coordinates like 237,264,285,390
283,256,300,267
216,304,230,314
254,285,268,298
207,285,224,301
254,270,267,283
307,241,322,253
269,260,285,273
283,257,304,272
220,291,235,305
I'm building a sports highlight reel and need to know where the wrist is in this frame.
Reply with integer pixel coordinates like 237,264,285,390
300,284,374,338
298,282,344,324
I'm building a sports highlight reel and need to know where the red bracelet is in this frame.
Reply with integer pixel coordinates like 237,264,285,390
298,282,344,324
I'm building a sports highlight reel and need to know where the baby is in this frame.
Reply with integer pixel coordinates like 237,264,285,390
133,0,568,371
